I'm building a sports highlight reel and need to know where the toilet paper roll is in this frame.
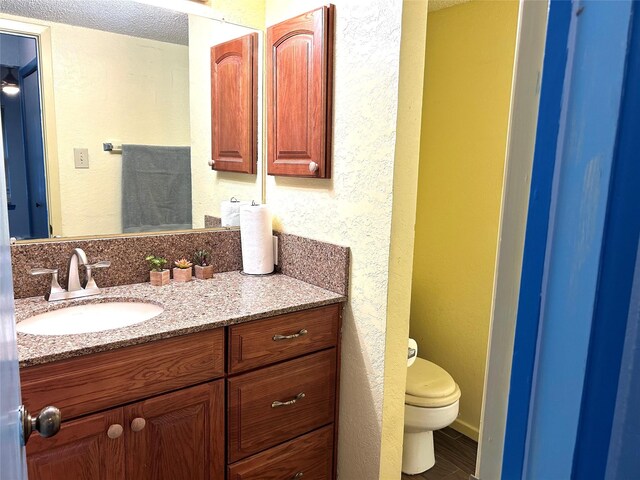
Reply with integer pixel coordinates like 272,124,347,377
408,338,418,367
221,199,249,227
240,204,274,275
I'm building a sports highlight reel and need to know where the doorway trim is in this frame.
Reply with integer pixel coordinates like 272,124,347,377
0,18,61,237
475,0,549,478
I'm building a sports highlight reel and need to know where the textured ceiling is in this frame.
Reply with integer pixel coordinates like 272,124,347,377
1,0,189,45
428,0,472,12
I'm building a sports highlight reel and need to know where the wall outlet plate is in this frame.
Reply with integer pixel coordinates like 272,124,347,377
74,148,89,169
272,235,279,265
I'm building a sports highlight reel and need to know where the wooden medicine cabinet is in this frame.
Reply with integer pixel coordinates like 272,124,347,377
267,6,335,178
210,33,258,174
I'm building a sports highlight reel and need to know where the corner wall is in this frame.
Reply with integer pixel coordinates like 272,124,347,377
410,0,519,439
380,0,429,477
264,1,404,477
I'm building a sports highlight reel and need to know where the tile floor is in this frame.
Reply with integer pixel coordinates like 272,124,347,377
401,427,478,480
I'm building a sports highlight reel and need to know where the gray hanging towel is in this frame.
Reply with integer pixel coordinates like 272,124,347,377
121,145,192,233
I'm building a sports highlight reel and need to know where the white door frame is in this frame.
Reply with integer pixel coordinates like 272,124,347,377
476,1,549,478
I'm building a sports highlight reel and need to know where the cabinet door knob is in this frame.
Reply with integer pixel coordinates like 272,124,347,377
107,424,123,439
293,473,304,479
131,417,146,432
308,161,318,173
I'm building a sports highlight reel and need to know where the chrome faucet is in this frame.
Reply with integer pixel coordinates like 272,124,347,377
67,248,88,293
30,248,111,301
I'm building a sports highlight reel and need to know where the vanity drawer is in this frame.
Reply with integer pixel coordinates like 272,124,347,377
228,303,340,373
21,328,225,421
227,349,336,462
228,425,333,480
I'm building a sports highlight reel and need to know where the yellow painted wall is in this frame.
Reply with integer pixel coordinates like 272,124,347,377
410,0,519,440
380,0,428,478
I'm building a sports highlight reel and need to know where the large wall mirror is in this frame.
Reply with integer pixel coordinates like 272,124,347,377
0,0,263,242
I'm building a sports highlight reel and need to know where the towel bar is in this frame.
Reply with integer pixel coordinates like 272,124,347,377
103,143,122,154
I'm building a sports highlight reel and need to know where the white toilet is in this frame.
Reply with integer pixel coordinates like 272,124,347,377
402,357,461,475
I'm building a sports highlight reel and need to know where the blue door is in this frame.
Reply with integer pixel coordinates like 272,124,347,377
503,0,640,478
0,107,27,479
19,58,49,239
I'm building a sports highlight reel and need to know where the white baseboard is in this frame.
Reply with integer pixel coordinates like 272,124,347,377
451,418,479,442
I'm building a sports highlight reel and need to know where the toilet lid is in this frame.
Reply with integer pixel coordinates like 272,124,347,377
405,358,461,408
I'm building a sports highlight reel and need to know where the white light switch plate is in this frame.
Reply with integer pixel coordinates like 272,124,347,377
74,148,89,169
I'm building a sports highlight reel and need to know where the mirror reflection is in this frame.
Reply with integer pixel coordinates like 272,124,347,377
0,0,262,241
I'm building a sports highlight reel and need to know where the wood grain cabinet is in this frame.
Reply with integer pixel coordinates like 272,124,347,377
26,409,126,480
26,381,224,480
267,6,335,178
228,426,334,480
125,382,224,480
21,304,342,480
211,33,258,174
227,304,342,479
22,330,226,480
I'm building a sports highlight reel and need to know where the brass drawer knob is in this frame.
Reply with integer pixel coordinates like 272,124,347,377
107,424,123,439
293,472,304,479
131,417,146,432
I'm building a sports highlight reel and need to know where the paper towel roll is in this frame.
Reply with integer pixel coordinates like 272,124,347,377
240,204,274,275
221,199,249,227
408,338,418,367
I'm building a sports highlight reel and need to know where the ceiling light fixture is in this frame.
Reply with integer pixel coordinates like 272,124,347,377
1,70,20,96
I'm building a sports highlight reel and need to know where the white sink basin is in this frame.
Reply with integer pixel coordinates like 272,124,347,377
16,302,164,336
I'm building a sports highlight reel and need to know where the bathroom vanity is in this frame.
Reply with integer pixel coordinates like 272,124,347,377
16,273,344,480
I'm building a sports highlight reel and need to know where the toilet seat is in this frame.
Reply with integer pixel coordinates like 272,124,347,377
406,358,461,408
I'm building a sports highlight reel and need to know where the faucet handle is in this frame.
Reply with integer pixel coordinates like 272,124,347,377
29,268,66,301
84,261,111,269
29,268,58,276
83,260,110,290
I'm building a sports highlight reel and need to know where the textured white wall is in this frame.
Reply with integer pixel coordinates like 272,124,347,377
188,16,262,227
264,1,403,478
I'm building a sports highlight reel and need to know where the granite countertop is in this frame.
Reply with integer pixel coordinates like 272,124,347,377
15,271,346,368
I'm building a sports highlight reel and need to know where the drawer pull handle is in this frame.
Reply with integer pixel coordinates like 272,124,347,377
272,392,305,408
273,329,308,341
293,473,304,479
131,417,146,432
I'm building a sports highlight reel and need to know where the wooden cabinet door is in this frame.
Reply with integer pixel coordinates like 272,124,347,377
26,409,125,480
211,33,258,173
125,381,224,480
267,6,334,178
